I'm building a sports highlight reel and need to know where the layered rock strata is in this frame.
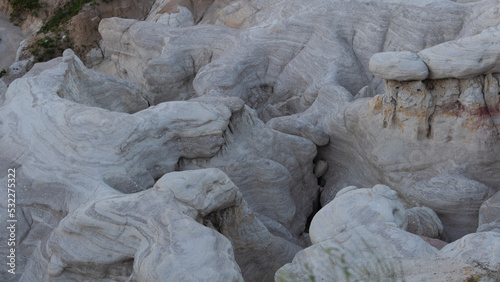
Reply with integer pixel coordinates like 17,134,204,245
1,0,500,281
270,25,500,241
99,0,500,121
0,49,316,281
276,186,500,281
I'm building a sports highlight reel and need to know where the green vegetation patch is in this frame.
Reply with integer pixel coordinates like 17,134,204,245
29,33,73,62
39,0,93,33
8,0,43,20
9,0,42,11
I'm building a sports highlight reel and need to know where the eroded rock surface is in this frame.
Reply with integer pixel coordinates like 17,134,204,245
0,46,315,281
277,186,500,281
369,51,429,81
2,0,500,281
277,185,438,281
419,25,500,79
32,169,244,281
406,206,443,239
309,185,408,244
479,191,500,232
99,0,500,121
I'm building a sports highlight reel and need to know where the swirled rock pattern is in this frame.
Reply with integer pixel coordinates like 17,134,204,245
2,0,500,281
277,186,500,281
277,185,439,281
0,48,315,281
406,175,495,241
369,51,429,81
31,168,244,281
309,185,408,244
272,70,500,240
406,206,443,239
419,25,500,79
99,0,500,121
479,191,500,232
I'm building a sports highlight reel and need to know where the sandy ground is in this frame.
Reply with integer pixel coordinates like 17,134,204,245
0,12,25,71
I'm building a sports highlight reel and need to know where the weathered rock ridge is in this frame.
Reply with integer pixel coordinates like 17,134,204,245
0,48,315,281
277,186,500,281
1,0,500,281
98,0,500,121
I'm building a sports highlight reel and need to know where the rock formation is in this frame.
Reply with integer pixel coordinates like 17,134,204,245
1,0,500,281
276,186,500,281
30,168,244,281
0,48,314,281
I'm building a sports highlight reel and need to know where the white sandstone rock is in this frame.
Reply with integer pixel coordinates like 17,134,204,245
285,74,500,238
25,49,150,114
438,232,500,268
406,175,495,241
309,185,407,244
179,93,319,237
277,187,500,282
32,169,245,281
479,190,500,227
147,4,194,27
3,0,500,281
0,46,315,281
277,224,436,282
0,78,6,95
418,25,500,79
277,185,437,282
477,221,500,233
369,51,429,81
399,232,500,281
406,206,443,239
99,0,500,121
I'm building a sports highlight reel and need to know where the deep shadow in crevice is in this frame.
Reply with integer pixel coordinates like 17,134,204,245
304,187,322,233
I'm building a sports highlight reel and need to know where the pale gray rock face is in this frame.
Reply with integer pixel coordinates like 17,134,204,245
477,221,500,233
437,232,500,271
369,51,429,81
99,0,500,121
399,232,500,281
29,169,244,281
277,224,437,282
268,9,500,276
146,2,194,27
178,103,318,237
419,25,500,79
406,207,443,239
274,73,499,204
212,199,303,281
25,49,150,114
274,73,500,240
309,185,407,244
406,175,495,241
0,78,6,95
0,53,241,280
370,24,500,81
26,167,302,282
0,43,316,281
2,0,500,281
277,185,437,281
479,191,500,228
1,54,34,86
99,18,239,105
277,186,500,282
